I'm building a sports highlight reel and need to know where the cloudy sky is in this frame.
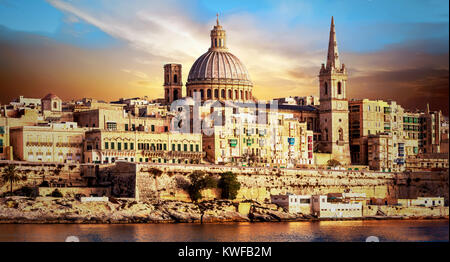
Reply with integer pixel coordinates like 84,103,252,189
0,0,448,114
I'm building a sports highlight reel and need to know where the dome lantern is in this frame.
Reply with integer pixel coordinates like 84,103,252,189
209,13,227,51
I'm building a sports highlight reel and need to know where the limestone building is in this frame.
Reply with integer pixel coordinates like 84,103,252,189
201,105,314,167
9,122,85,163
164,64,183,104
83,130,204,164
317,17,351,165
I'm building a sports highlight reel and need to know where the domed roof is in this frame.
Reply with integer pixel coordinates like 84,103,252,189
187,15,252,87
187,50,252,85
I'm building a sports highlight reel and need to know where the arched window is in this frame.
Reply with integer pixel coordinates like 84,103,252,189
235,90,238,100
173,89,179,100
324,82,328,95
214,89,219,99
245,91,248,100
221,89,225,98
240,90,243,100
215,39,217,47
337,82,342,95
53,101,58,109
200,89,204,99
207,89,212,99
228,89,232,99
174,74,178,83
338,128,344,141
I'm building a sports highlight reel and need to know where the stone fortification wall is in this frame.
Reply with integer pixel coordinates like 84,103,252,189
363,205,448,217
2,161,447,206
114,163,448,204
0,161,90,194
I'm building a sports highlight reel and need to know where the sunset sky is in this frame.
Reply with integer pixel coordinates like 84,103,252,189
0,0,448,115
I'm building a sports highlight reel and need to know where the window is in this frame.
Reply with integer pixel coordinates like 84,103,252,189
106,122,117,130
118,142,122,151
53,101,58,109
207,89,212,99
163,144,167,150
221,89,225,98
214,89,218,98
324,82,328,95
111,142,115,150
196,145,199,152
124,143,128,150
172,144,176,151
151,125,155,132
184,144,188,151
178,144,181,151
130,143,134,150
174,74,178,83
105,142,109,149
337,82,342,95
125,124,129,131
190,144,194,151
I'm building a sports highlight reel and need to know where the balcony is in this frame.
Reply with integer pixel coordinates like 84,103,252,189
141,150,205,159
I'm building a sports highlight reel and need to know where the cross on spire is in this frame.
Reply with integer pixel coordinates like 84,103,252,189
216,13,219,26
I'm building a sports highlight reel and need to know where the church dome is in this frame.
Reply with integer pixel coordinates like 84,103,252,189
187,50,252,85
186,15,253,102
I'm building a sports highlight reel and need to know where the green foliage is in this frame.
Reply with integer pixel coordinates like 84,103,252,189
1,165,27,195
327,159,341,167
51,189,63,198
188,171,218,202
218,172,241,200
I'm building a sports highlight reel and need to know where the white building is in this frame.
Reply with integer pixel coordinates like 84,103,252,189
398,197,445,207
271,194,312,214
311,195,363,218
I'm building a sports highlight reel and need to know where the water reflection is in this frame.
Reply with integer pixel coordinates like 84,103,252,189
0,220,448,242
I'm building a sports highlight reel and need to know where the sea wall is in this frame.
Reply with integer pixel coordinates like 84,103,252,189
0,161,92,195
363,205,449,217
1,161,448,206
110,162,449,204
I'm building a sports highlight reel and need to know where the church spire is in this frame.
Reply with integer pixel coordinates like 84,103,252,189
326,16,341,70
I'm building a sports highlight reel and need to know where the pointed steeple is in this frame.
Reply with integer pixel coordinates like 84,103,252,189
326,16,341,70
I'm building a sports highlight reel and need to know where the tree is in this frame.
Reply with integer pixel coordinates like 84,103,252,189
327,159,341,168
188,171,218,202
218,172,241,200
1,165,27,195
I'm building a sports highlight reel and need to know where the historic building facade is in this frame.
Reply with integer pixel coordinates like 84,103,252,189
317,17,351,165
164,64,183,104
9,122,85,163
83,130,204,164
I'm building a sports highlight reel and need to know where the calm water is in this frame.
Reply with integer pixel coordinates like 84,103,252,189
0,220,448,242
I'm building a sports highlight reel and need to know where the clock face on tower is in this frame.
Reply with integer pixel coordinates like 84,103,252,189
337,102,342,109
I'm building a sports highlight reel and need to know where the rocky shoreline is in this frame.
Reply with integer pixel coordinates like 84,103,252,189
0,197,448,224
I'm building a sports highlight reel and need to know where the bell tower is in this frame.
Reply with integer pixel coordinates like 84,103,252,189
318,17,351,165
164,64,182,104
